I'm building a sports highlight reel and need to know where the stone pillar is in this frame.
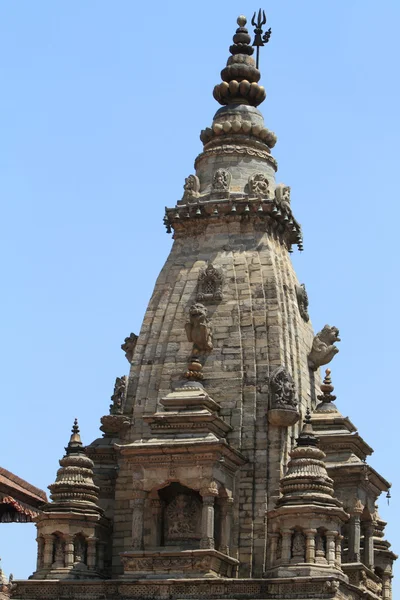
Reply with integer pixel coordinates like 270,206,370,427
36,537,45,571
326,531,337,566
87,538,97,569
268,533,280,567
150,498,163,547
64,535,74,568
97,542,105,571
348,512,362,562
219,498,233,555
335,535,343,567
131,490,147,550
363,523,375,570
281,529,292,563
304,529,317,563
382,574,392,600
200,495,215,549
43,535,53,568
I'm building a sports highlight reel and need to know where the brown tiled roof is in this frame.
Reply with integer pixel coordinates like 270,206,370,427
0,467,47,507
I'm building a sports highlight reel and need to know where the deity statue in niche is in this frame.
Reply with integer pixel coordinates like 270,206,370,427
164,493,202,545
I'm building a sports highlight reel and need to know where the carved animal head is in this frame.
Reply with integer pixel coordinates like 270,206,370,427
319,325,341,344
189,303,208,321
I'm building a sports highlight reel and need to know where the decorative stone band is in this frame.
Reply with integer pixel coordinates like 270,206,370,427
200,123,277,149
13,577,350,598
164,198,303,252
194,143,278,172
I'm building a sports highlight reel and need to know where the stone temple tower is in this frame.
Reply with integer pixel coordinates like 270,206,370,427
14,12,396,600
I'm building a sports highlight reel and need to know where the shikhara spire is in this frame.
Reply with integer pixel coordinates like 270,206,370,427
12,10,396,600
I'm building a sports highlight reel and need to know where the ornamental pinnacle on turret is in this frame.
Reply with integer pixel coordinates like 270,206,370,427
213,15,266,107
48,419,99,506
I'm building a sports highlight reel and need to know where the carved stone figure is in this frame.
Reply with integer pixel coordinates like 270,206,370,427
308,325,340,370
212,169,230,192
315,533,327,564
185,303,213,353
292,531,305,562
270,366,298,409
197,262,224,302
52,536,64,568
74,536,87,564
182,174,200,201
121,333,138,363
248,172,270,197
296,283,309,322
110,375,127,415
275,183,291,210
164,494,201,544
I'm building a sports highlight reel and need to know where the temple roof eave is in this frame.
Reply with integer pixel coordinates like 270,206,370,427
327,463,391,493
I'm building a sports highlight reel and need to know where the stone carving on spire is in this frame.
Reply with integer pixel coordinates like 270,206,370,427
296,283,309,322
212,169,231,193
184,303,213,381
270,366,297,410
182,175,200,202
275,183,291,210
121,333,138,363
197,262,224,302
110,376,127,415
248,172,270,197
268,366,299,426
185,304,213,353
308,325,341,370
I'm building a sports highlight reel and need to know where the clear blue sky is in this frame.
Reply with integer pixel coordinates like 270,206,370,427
1,0,399,591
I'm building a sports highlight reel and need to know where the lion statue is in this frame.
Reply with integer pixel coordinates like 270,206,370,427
308,325,340,371
185,303,213,353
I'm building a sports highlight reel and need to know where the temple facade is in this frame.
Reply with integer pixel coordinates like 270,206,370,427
12,12,396,600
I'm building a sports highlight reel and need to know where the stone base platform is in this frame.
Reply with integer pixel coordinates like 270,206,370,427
119,549,238,578
13,575,351,599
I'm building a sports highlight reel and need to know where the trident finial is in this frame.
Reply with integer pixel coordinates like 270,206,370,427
251,9,272,69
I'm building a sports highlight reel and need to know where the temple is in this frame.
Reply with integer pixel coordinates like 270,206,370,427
11,12,396,600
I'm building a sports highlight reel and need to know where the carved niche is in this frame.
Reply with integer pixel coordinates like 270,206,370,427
182,174,200,202
185,303,213,354
196,262,224,302
248,172,270,197
308,325,340,371
164,493,202,545
121,333,138,363
296,283,309,322
212,169,231,193
268,366,299,427
110,375,127,415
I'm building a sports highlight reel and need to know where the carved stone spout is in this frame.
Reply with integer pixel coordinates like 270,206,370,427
308,325,340,371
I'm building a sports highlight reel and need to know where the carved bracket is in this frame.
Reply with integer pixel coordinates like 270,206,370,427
308,325,340,371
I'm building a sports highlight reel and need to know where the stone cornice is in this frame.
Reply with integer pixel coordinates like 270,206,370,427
164,198,302,251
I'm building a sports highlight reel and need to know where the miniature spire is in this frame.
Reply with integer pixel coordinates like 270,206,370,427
296,408,319,447
277,407,344,506
48,420,99,505
66,418,82,450
213,15,267,107
317,369,337,403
